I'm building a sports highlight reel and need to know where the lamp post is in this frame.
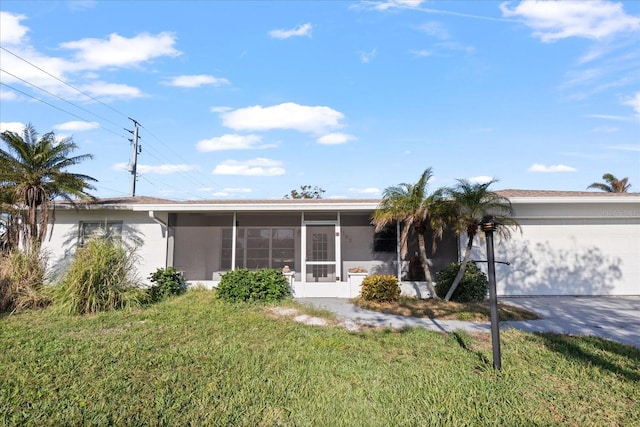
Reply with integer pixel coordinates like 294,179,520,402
481,215,502,370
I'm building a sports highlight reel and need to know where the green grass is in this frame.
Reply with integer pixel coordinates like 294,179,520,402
1,290,638,426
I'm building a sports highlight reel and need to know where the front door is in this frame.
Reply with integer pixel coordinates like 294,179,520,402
303,223,339,283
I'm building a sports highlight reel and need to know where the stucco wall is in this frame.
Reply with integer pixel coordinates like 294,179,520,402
42,209,168,285
467,201,640,296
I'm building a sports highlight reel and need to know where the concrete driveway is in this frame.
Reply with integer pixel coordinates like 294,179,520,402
297,296,640,348
501,296,640,349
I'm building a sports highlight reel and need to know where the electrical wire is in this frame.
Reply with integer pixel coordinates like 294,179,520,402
1,47,217,200
0,68,126,131
1,46,130,120
0,82,127,140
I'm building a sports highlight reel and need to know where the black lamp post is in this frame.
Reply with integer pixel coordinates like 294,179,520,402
481,215,502,371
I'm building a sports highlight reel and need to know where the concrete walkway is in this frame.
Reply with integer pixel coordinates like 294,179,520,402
296,296,640,348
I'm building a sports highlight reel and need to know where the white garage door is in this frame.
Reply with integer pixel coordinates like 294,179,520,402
492,218,640,296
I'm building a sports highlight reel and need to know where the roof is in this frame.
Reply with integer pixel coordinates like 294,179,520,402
55,190,639,212
496,189,639,198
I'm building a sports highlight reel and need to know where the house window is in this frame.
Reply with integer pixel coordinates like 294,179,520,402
221,227,295,271
373,224,397,252
79,221,123,246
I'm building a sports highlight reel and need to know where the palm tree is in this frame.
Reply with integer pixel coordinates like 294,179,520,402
587,174,631,193
0,189,21,251
371,168,445,298
0,124,97,248
441,179,519,301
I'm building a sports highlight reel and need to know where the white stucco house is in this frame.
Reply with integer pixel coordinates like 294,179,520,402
42,190,640,298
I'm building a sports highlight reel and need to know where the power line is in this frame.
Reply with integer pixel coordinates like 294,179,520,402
0,82,127,140
1,47,216,200
1,46,130,120
138,124,214,190
139,174,203,201
0,67,125,131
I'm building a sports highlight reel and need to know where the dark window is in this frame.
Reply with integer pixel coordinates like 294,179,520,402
373,225,397,252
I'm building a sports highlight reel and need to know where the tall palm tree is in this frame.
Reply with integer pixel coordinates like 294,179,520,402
0,124,97,248
441,179,519,301
371,168,445,298
587,173,631,193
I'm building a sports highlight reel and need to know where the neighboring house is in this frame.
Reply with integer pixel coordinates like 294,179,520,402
43,190,640,297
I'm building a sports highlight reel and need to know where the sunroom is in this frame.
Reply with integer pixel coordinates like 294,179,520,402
164,201,457,298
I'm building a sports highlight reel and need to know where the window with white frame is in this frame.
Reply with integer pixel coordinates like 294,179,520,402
79,221,123,245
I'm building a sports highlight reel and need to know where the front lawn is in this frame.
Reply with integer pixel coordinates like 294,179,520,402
1,290,638,426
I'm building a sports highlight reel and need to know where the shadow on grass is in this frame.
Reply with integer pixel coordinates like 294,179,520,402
532,333,640,382
451,330,492,368
352,297,539,322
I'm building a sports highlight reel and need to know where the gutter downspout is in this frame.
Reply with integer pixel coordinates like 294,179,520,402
149,210,169,267
148,210,167,232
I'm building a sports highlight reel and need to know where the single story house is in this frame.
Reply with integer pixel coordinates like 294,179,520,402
43,190,640,297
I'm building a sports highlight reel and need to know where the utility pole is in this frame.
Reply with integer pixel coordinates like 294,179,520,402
126,118,141,197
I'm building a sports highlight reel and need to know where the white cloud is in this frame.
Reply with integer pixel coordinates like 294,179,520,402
222,187,252,193
68,1,97,11
165,74,230,88
210,106,233,113
624,91,640,116
0,11,29,45
0,87,18,101
212,158,285,176
500,0,640,43
372,0,425,11
0,121,24,133
0,15,181,101
468,175,494,184
204,187,253,197
196,134,266,152
53,121,99,132
585,113,631,121
317,133,356,145
221,102,345,134
269,23,313,39
419,21,450,39
61,32,181,70
112,163,196,174
591,126,619,133
605,144,640,152
0,122,25,134
528,163,577,173
348,187,381,195
360,48,377,63
410,49,433,57
79,81,143,98
434,41,475,53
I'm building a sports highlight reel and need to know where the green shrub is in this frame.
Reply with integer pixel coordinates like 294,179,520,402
435,262,488,303
148,267,187,302
216,268,291,303
360,274,400,302
54,238,145,315
0,247,51,312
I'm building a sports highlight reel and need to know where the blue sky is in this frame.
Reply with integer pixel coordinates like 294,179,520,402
1,0,639,200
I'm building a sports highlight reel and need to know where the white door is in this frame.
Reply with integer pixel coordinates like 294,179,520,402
303,223,340,283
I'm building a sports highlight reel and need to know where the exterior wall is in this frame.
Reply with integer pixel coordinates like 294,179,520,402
42,208,168,285
496,218,639,296
340,213,396,277
43,195,638,297
467,201,640,296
